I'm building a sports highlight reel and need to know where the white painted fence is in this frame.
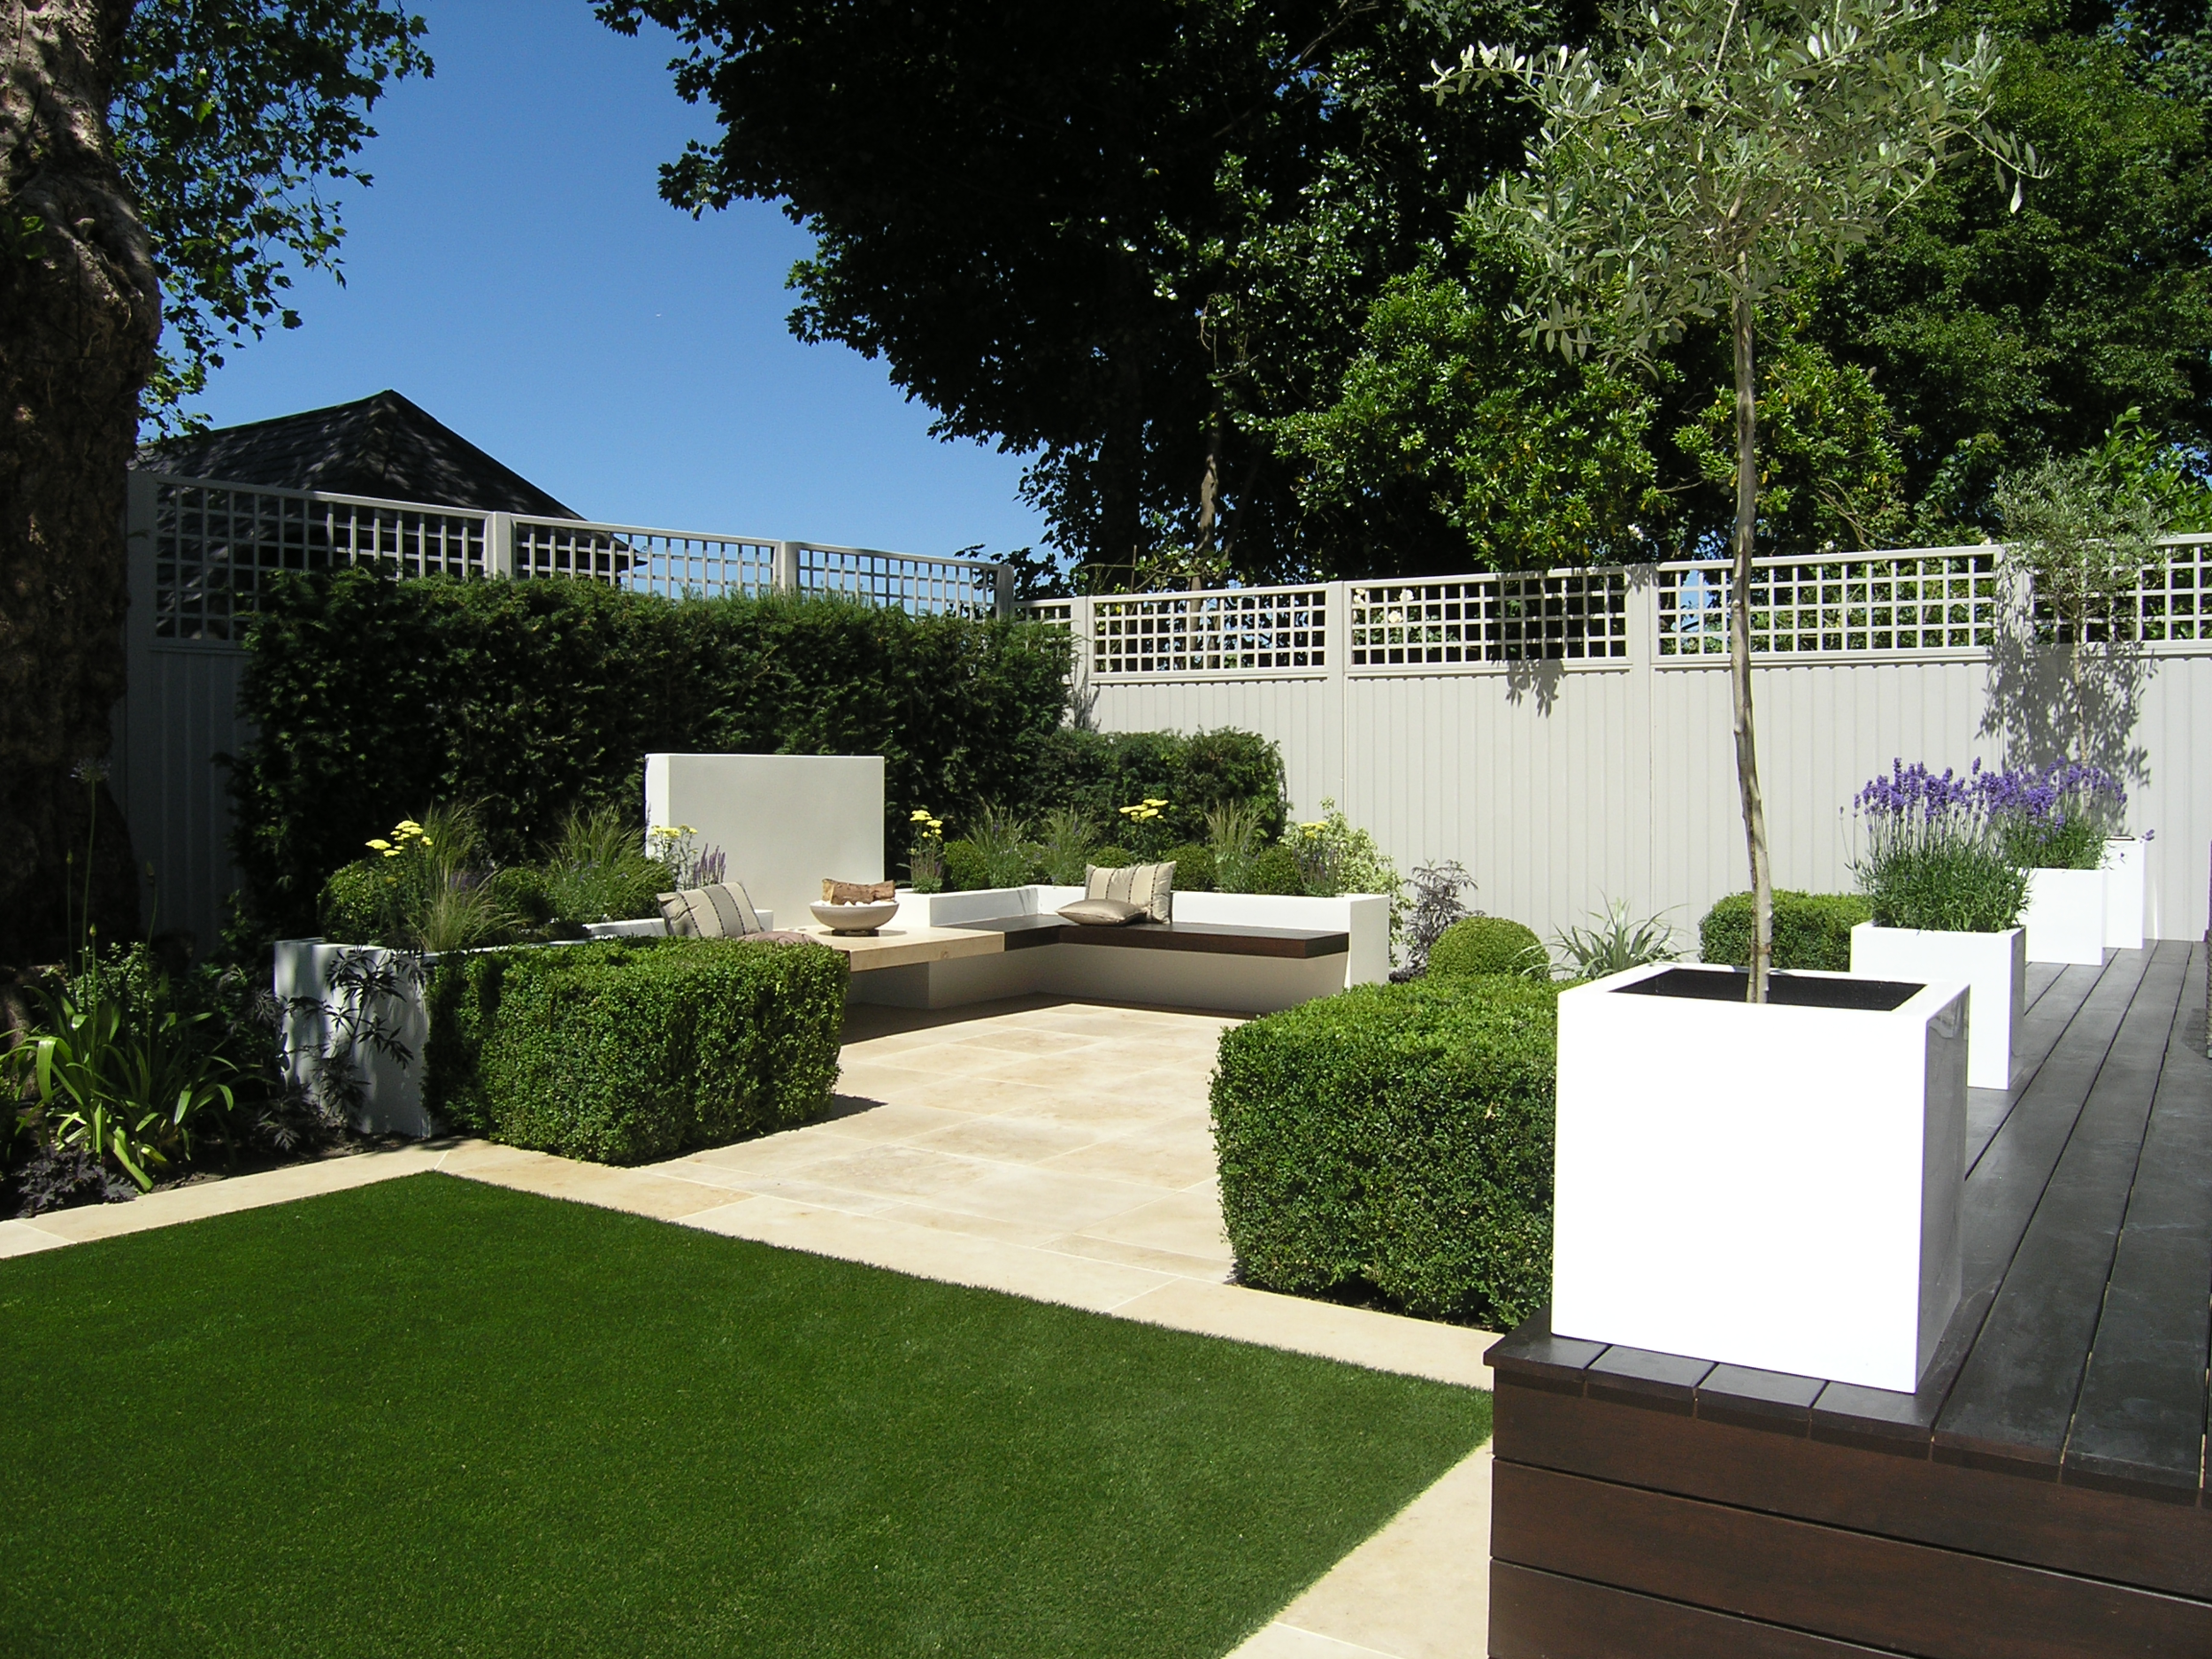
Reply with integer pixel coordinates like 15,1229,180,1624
1028,537,2212,951
112,471,1012,951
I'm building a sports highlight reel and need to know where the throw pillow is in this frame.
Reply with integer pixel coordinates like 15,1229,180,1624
1058,897,1145,926
1085,861,1174,923
658,881,765,938
824,879,896,903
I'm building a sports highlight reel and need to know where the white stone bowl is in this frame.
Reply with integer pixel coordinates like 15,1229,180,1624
810,900,900,934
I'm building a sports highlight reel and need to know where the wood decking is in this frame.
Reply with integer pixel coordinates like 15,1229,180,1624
1486,938,2212,1658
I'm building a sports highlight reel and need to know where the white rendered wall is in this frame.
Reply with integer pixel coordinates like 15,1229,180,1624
645,753,884,931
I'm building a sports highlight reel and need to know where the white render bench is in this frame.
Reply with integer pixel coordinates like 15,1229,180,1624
810,886,1390,1015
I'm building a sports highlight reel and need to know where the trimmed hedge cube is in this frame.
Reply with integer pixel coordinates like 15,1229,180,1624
424,938,847,1164
1699,890,1872,972
1211,977,1558,1328
1427,916,1544,979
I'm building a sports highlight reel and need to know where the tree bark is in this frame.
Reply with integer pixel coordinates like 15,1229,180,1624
0,0,159,967
1730,282,1772,1003
1194,381,1224,589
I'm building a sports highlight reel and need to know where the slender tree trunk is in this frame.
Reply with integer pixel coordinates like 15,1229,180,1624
1729,282,1772,1003
1194,383,1224,590
0,0,160,967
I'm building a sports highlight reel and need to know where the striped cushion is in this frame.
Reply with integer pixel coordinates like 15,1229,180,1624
657,881,764,938
1085,861,1174,922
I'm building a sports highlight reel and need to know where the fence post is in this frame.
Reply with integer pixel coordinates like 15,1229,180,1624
773,541,802,595
1325,580,1351,812
485,512,514,580
1624,563,1660,924
994,562,1015,617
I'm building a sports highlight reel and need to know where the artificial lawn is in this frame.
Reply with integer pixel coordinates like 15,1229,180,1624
0,1173,1491,1657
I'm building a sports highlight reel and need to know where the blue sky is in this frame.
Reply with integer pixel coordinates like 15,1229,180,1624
184,0,1048,557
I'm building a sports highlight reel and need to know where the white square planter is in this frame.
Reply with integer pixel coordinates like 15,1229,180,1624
2101,838,2145,950
1554,962,1968,1393
273,939,431,1136
1850,923,2024,1091
2022,867,2107,965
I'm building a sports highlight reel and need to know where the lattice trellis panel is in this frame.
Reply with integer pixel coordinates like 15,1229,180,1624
1091,588,1327,676
799,545,999,617
513,520,776,599
1348,571,1628,668
2045,536,2212,645
1021,600,1075,632
1657,550,1998,656
151,479,486,641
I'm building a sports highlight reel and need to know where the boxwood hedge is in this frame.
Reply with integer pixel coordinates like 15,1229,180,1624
423,938,847,1164
1699,890,1871,972
1211,977,1558,1329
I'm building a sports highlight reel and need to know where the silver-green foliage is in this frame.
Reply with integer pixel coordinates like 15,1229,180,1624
1432,0,2031,999
1552,901,1682,979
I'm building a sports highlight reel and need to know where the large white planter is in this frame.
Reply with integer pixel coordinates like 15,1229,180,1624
1554,962,1968,1393
2022,867,2107,965
2101,837,2146,950
273,939,432,1136
1849,922,2024,1091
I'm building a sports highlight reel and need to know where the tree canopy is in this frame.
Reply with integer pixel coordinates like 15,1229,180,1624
116,0,431,430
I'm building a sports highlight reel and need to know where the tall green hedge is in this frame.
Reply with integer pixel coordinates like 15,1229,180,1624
230,569,1072,938
1211,977,1558,1328
1698,890,1872,972
422,937,847,1164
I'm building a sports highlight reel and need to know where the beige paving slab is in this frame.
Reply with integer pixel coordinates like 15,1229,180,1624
457,1157,744,1222
1229,1626,1403,1659
800,1099,974,1142
1040,1122,1221,1189
0,1219,73,1259
1262,1445,1492,1659
15,1142,455,1244
1075,1187,1234,1263
678,1194,1175,1313
780,1141,1168,1232
1108,1278,1498,1392
1045,1230,1237,1280
909,1112,1109,1165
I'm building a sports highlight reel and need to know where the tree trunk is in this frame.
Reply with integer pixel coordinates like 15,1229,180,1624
1730,283,1772,1003
1194,382,1224,590
0,0,161,968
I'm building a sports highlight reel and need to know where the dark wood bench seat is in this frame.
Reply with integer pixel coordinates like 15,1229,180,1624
948,913,1349,960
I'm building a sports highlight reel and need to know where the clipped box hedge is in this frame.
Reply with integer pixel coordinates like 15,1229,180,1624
424,938,847,1164
1211,977,1558,1329
1699,889,1871,972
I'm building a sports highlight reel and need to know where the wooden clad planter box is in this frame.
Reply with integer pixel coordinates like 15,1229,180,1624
1554,963,1969,1393
2023,867,2107,965
1850,922,2025,1090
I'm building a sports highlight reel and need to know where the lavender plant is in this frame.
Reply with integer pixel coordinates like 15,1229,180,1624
1852,761,2028,933
1975,761,2126,872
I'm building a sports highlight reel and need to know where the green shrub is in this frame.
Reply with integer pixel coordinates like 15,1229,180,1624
1085,845,1133,872
1699,890,1872,971
1165,843,1216,893
1023,726,1288,848
1244,844,1305,895
1860,848,2026,933
1212,977,1559,1327
231,570,1071,939
318,861,392,944
1428,917,1544,979
424,939,847,1164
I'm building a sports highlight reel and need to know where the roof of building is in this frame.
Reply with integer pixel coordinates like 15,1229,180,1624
136,389,581,518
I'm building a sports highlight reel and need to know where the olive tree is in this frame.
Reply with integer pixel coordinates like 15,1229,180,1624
1430,0,2033,999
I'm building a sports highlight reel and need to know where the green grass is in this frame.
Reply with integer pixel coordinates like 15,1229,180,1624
0,1174,1490,1657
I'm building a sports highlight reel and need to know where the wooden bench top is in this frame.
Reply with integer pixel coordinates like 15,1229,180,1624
1486,938,2212,1500
948,913,1350,960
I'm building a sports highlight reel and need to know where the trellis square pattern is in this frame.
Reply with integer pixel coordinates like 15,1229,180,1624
1348,570,1628,667
799,544,1000,617
151,479,485,642
2128,536,2209,644
511,520,777,599
1091,588,1327,676
1658,550,1998,656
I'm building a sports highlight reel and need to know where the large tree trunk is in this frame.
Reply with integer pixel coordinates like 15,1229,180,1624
1730,284,1772,1003
0,0,159,969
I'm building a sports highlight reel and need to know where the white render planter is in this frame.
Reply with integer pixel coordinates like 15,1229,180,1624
2022,868,2108,965
273,939,432,1136
1850,923,2025,1091
2101,837,2146,950
1554,962,1969,1393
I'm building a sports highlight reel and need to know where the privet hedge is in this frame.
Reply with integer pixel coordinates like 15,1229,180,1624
1211,977,1558,1328
1699,890,1872,972
231,569,1072,938
423,938,847,1164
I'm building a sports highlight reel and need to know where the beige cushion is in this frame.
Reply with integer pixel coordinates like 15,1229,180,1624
1058,897,1145,926
657,881,764,938
1085,861,1174,922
